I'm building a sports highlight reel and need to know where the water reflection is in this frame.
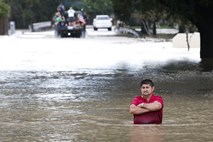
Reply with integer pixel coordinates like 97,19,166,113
200,58,213,71
130,125,163,142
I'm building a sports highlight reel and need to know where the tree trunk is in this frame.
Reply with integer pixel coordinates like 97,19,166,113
196,19,213,70
152,21,157,36
199,27,213,59
178,24,185,33
0,17,8,35
140,19,151,36
198,21,213,59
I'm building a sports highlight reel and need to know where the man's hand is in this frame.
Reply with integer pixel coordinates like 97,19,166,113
138,101,162,111
129,104,149,115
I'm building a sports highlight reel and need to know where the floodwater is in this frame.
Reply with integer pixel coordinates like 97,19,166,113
0,29,213,142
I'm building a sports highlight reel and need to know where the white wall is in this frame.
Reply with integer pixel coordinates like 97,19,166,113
172,33,200,48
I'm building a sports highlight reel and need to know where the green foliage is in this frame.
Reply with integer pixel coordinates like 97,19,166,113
158,0,213,25
5,0,113,28
6,0,61,28
111,0,213,31
111,0,132,23
112,0,168,25
83,0,113,22
0,0,10,17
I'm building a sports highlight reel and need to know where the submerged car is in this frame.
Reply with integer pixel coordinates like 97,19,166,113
93,15,112,31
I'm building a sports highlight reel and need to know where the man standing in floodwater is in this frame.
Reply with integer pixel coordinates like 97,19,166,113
129,79,164,124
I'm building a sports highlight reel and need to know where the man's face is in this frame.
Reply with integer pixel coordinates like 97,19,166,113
140,84,154,96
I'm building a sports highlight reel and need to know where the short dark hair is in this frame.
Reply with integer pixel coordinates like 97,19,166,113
140,79,154,87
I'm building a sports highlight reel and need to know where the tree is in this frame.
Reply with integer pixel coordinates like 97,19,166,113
112,0,213,66
0,0,10,35
0,0,9,17
6,0,61,28
6,0,113,28
132,0,167,36
112,0,168,36
158,0,213,66
111,0,132,24
83,0,113,24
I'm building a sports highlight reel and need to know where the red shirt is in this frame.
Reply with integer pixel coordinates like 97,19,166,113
131,94,164,124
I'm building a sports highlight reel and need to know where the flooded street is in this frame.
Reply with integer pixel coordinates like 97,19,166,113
0,29,213,142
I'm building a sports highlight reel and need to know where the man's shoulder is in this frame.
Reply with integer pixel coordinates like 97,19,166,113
152,94,164,101
132,95,143,101
152,94,164,105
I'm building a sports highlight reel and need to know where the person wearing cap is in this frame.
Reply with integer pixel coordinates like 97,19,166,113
129,79,164,124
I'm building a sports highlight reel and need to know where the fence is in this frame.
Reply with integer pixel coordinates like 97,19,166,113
29,21,52,32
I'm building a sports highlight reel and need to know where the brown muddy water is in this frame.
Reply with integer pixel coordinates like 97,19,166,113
0,64,213,142
0,32,213,141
